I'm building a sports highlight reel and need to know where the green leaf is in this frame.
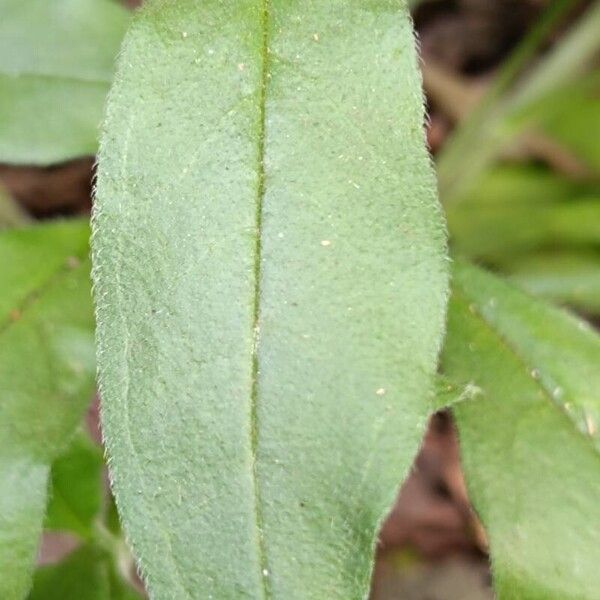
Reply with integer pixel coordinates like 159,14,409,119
0,0,130,165
28,544,141,600
507,250,600,314
443,261,600,599
45,432,104,541
515,74,600,170
437,0,600,203
0,220,95,599
93,1,448,597
28,546,109,600
448,166,599,262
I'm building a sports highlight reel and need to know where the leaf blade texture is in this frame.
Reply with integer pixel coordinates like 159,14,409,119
443,262,600,599
0,220,96,599
93,1,449,598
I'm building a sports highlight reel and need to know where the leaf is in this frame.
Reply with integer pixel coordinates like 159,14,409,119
28,544,141,600
507,250,600,314
45,431,104,541
0,220,96,599
28,546,110,600
437,0,600,203
511,74,600,171
0,0,130,165
443,261,600,599
448,166,600,262
93,1,449,597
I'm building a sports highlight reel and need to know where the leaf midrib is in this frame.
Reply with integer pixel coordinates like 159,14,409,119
248,0,271,597
452,284,599,456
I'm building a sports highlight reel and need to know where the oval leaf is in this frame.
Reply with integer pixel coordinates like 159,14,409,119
93,1,448,597
443,262,600,599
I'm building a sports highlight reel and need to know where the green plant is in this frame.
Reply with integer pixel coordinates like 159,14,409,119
0,0,598,599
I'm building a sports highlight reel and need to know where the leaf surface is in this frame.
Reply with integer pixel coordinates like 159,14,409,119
0,221,95,599
443,262,600,599
0,0,129,164
93,1,448,598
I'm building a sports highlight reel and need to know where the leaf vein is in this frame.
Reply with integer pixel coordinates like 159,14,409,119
249,0,272,597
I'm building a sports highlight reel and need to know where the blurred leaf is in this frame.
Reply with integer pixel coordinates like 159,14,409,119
514,74,600,171
444,262,600,598
28,545,141,600
507,250,600,314
0,220,95,599
45,432,104,541
448,166,599,260
93,1,448,597
437,0,600,203
0,0,130,165
509,1,600,110
28,547,109,600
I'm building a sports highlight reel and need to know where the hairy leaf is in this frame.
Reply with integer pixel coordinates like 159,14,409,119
444,262,600,599
0,221,95,599
0,0,129,164
93,1,448,597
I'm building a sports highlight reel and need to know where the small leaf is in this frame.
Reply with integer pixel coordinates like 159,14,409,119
443,261,600,598
0,220,96,599
0,0,130,164
93,1,449,597
45,432,104,541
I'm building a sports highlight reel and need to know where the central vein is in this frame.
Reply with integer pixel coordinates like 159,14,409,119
249,0,271,597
